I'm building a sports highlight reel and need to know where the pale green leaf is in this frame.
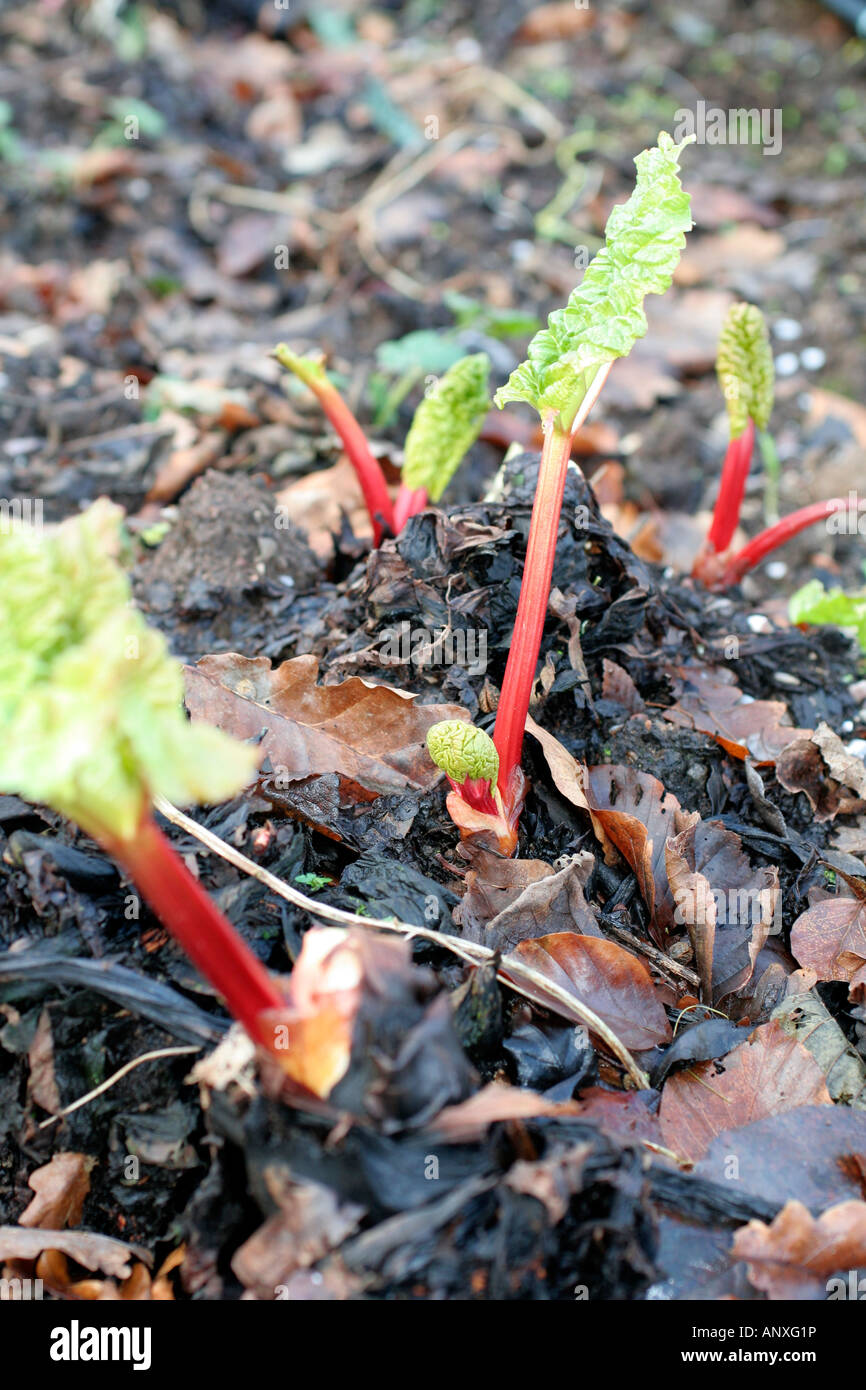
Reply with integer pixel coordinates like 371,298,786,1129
402,354,490,501
494,132,694,431
0,501,259,842
716,302,775,437
789,580,866,653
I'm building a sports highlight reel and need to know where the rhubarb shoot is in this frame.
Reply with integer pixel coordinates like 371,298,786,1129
491,132,694,800
0,501,287,1053
274,344,395,543
694,303,775,582
401,352,490,503
719,497,848,587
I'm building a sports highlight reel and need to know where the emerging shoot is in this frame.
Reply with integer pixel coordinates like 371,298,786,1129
0,502,288,1055
693,303,847,589
428,132,694,850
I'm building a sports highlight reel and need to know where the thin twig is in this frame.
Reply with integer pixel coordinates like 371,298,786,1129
38,1046,200,1129
154,797,651,1089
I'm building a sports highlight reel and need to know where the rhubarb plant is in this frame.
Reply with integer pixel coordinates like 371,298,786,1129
692,302,848,589
274,343,489,542
426,131,695,853
0,501,288,1054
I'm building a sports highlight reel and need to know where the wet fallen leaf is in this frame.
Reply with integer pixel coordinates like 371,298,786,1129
505,1143,593,1223
184,652,467,801
771,990,866,1107
19,1154,95,1230
695,1107,866,1216
659,1019,832,1161
507,934,672,1052
732,1199,866,1300
575,1086,663,1146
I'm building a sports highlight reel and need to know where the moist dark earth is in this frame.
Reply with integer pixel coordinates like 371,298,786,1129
1,0,865,1301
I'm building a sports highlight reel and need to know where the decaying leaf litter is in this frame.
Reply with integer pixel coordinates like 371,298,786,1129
1,1,866,1303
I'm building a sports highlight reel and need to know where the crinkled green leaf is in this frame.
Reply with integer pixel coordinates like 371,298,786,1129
494,132,694,431
402,354,490,501
716,301,775,437
426,719,498,787
0,501,258,841
789,580,866,653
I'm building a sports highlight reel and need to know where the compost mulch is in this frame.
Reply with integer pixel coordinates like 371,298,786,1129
1,0,865,1303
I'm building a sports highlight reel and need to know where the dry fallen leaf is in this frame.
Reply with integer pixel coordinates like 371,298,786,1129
0,1227,149,1280
732,1199,866,1300
790,876,866,996
664,664,810,765
506,933,672,1052
777,722,866,822
659,1019,832,1161
232,1175,364,1299
19,1153,95,1231
457,849,600,949
665,819,777,1004
184,652,467,802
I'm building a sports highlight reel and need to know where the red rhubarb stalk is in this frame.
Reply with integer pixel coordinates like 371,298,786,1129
719,497,848,588
275,345,394,543
104,818,286,1050
706,419,755,553
307,378,395,543
493,365,611,800
393,482,427,531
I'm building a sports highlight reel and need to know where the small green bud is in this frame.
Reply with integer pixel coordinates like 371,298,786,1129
426,720,499,788
716,302,775,437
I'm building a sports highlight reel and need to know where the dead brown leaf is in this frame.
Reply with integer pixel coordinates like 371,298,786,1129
27,1008,60,1115
184,652,466,803
507,933,672,1052
232,1174,364,1299
664,663,811,764
428,1082,581,1143
777,722,866,822
732,1199,866,1300
20,1154,94,1230
665,819,777,1004
659,1019,832,1161
790,878,866,995
0,1227,150,1279
456,850,600,949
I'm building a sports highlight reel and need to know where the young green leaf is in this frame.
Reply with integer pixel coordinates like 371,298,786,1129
716,302,775,438
426,719,499,788
0,501,258,841
789,580,866,652
494,131,694,432
402,354,490,501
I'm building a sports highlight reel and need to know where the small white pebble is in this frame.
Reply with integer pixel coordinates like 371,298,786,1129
127,178,151,201
840,720,854,734
773,317,802,342
747,613,772,634
455,37,482,62
774,671,800,687
775,352,800,377
766,560,788,580
510,240,535,265
845,739,866,760
800,346,827,371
